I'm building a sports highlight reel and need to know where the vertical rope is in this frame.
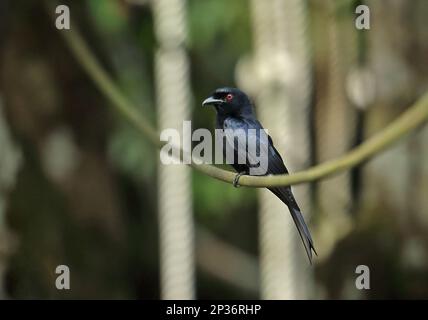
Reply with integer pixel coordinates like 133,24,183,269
250,0,313,299
315,0,357,254
251,0,294,299
360,0,412,228
152,0,195,299
281,0,314,299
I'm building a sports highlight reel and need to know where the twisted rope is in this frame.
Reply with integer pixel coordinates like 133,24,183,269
153,0,195,300
315,0,358,255
282,0,314,298
251,0,313,299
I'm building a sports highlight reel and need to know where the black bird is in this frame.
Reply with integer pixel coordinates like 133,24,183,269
202,87,317,263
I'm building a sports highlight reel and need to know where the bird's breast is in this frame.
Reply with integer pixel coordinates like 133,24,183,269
222,117,246,130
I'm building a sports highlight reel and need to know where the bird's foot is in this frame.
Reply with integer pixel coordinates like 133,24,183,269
233,172,247,188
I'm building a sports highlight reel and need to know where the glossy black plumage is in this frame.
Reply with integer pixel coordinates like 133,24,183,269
202,87,317,263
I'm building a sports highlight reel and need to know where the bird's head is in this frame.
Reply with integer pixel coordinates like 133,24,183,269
202,87,253,117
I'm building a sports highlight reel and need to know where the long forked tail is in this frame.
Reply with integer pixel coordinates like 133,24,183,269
269,187,317,264
288,206,317,264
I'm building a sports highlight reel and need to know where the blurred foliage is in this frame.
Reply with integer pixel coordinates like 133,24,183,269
0,0,427,300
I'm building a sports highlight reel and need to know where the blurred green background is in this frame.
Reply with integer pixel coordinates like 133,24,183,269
0,0,427,299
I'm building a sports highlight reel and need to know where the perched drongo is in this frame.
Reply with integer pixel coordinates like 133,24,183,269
202,87,317,263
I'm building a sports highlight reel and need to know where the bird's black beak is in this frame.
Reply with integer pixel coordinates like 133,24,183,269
202,96,223,107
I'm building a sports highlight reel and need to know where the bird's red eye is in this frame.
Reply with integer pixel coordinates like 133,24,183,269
226,93,233,102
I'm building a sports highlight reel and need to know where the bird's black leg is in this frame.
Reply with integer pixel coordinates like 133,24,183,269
233,171,247,188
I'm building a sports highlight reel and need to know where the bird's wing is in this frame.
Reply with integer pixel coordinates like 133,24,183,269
223,117,316,263
223,118,287,176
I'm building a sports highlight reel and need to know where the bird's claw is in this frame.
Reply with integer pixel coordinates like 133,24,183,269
233,172,247,188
